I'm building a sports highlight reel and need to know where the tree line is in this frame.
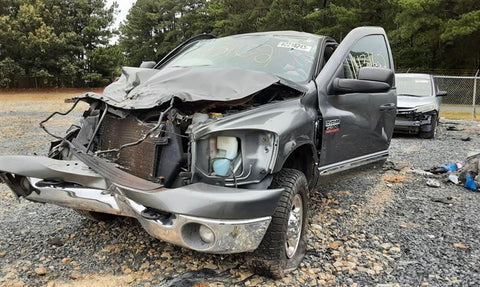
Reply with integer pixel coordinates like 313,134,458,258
0,0,479,88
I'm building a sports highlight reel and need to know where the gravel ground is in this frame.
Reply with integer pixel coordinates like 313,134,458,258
1,96,480,286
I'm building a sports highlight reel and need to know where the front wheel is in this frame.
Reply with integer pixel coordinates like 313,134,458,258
419,113,438,139
248,168,309,278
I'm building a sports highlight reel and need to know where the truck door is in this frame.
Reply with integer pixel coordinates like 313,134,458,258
315,27,396,170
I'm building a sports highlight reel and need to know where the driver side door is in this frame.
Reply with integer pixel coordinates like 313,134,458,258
315,27,397,173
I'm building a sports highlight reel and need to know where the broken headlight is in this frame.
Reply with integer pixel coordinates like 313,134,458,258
193,131,277,186
209,136,240,176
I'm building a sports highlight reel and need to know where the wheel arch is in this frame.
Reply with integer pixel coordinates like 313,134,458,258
274,143,318,188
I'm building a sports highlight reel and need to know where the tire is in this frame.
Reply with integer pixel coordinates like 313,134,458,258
74,209,118,221
419,113,438,139
248,168,309,278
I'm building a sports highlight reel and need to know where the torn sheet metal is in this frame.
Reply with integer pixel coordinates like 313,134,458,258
79,66,283,109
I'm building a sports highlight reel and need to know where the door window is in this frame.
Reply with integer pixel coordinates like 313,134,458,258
342,35,390,79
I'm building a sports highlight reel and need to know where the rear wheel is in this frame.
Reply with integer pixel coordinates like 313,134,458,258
419,113,438,139
248,168,309,278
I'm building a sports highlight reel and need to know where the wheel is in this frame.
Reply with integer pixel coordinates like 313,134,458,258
74,209,118,221
248,168,309,278
419,113,438,139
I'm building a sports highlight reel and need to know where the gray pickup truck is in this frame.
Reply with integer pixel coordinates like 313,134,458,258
0,27,396,278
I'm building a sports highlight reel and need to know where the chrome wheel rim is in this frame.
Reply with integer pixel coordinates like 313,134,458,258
285,194,303,258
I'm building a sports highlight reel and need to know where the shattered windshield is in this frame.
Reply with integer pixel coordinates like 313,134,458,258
396,76,433,97
164,34,319,83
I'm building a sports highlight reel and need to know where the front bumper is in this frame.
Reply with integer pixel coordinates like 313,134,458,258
0,155,282,253
394,112,433,134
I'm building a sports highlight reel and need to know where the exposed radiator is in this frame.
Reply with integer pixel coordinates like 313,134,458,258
98,115,158,180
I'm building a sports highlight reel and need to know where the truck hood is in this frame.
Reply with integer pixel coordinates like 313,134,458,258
397,95,436,109
78,66,302,110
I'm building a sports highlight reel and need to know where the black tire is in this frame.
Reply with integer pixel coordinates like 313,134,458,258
74,209,118,221
248,168,309,279
419,113,438,139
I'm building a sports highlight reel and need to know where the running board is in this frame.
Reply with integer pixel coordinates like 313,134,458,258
318,150,388,176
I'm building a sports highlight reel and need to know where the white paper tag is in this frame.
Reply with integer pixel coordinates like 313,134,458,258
277,42,312,52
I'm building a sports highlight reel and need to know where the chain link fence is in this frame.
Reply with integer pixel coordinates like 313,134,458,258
434,71,480,120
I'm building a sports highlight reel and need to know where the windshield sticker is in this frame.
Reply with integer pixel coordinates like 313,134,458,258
325,119,340,134
277,42,312,52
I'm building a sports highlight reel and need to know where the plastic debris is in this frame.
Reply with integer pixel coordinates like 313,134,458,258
409,169,434,176
464,173,477,191
426,179,441,188
442,163,459,172
448,174,459,184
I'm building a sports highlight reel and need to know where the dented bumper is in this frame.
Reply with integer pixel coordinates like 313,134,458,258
0,155,282,253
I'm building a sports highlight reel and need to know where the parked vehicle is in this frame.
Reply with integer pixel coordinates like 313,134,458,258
394,73,447,138
0,27,396,278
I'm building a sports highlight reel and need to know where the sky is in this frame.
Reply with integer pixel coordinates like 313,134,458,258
107,0,137,28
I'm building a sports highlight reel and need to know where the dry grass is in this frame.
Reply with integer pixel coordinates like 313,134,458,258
440,111,480,121
0,89,97,113
440,104,480,121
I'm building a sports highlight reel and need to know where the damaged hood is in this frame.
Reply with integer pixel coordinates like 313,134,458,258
397,95,437,109
80,66,290,109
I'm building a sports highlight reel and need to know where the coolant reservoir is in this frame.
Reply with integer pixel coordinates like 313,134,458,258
213,136,238,176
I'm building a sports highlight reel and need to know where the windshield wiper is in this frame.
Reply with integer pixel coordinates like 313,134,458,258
397,93,426,97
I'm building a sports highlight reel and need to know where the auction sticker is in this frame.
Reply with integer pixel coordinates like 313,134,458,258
277,42,312,52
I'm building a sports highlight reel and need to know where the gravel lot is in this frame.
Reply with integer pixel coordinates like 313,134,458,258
1,93,479,286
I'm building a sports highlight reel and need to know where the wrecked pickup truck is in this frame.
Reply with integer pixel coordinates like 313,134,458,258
0,27,396,278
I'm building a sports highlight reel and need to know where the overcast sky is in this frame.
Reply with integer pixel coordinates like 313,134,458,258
107,0,137,28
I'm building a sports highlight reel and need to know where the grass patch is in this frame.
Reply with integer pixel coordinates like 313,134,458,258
440,111,480,121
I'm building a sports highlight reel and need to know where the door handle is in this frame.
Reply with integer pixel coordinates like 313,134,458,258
379,103,396,111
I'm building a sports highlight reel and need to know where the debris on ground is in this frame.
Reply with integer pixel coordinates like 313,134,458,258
448,174,459,184
408,169,434,176
446,126,463,131
426,179,441,188
427,152,480,192
453,243,468,249
430,197,453,205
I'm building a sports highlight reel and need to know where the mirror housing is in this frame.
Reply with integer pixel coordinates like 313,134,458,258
139,61,156,69
333,67,394,94
437,90,448,97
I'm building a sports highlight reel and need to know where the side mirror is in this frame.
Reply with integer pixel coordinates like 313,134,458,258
139,61,156,69
333,67,393,94
437,90,448,97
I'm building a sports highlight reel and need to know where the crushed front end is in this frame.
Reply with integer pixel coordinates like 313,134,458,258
394,106,436,134
0,67,305,254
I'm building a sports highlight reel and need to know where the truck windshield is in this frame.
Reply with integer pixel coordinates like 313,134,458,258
396,76,433,97
164,34,319,83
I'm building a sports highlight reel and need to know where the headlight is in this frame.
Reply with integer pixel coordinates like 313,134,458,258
415,103,436,113
193,131,277,186
209,136,239,176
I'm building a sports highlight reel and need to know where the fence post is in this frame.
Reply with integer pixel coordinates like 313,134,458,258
474,70,479,121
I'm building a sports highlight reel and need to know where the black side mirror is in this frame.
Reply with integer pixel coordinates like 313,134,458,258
437,90,448,97
139,61,156,69
333,67,393,94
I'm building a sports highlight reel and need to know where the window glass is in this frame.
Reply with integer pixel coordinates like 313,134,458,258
164,35,319,83
396,76,433,97
342,35,390,79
